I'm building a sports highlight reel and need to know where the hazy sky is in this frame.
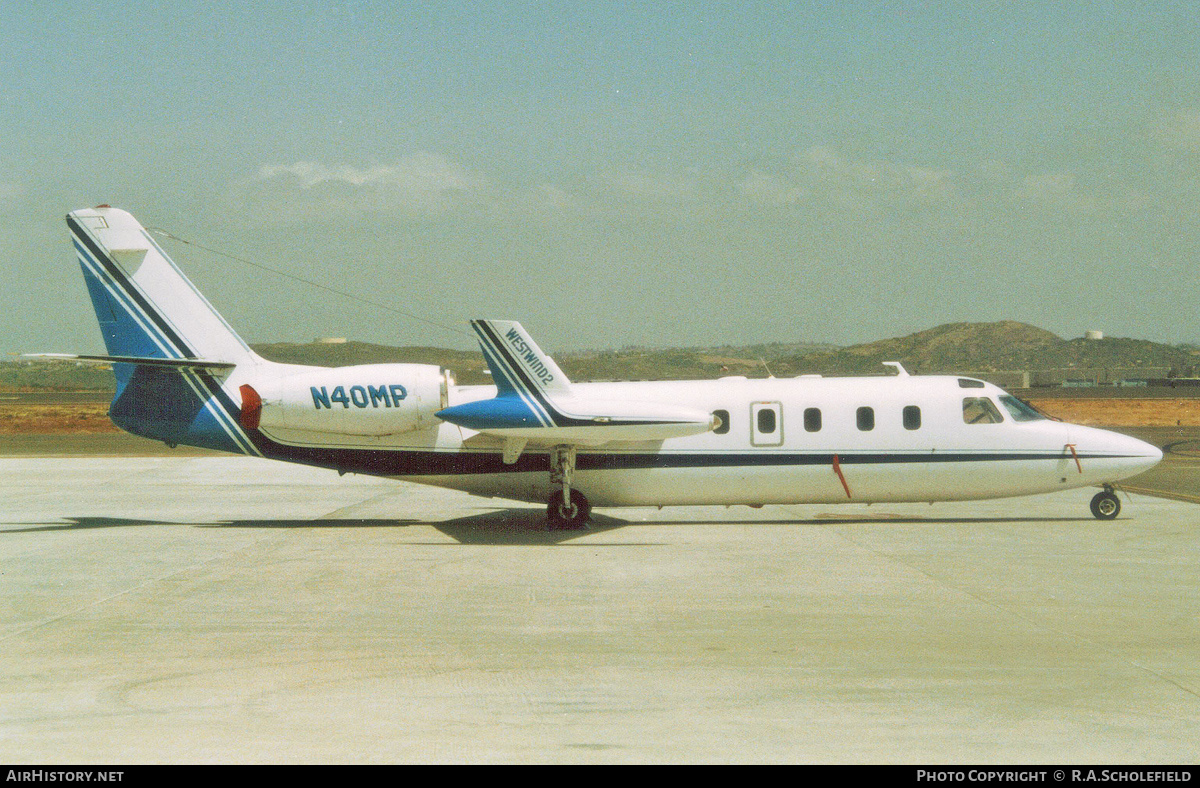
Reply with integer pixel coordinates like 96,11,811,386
3,1,1198,356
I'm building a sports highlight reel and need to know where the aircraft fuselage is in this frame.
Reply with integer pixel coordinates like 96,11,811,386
240,364,1161,508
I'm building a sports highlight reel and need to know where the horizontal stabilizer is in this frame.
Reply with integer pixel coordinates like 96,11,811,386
447,319,716,444
23,353,236,372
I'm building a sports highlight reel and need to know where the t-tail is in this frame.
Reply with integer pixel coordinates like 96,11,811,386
61,206,262,455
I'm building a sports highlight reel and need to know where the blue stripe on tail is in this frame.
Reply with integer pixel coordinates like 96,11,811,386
73,229,250,454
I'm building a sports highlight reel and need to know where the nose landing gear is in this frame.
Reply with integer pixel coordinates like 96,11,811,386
1090,485,1121,520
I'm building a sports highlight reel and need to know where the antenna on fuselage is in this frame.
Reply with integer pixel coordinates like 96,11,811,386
882,361,910,377
759,357,775,378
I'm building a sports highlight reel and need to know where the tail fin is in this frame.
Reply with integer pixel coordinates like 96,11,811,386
470,319,572,398
68,206,256,367
68,206,261,456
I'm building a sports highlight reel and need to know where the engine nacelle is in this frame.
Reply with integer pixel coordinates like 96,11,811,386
240,364,450,437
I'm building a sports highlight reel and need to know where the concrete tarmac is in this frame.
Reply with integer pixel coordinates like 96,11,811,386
2,456,1200,764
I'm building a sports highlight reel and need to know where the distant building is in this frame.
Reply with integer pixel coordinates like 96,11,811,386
1085,330,1104,340
1149,377,1200,388
315,337,347,344
949,367,1181,390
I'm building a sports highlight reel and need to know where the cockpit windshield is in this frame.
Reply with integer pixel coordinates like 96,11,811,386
998,395,1047,422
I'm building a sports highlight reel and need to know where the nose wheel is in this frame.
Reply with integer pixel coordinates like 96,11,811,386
547,444,591,530
1090,486,1120,520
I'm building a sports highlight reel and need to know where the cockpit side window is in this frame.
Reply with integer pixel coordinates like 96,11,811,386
963,397,1004,425
998,395,1047,422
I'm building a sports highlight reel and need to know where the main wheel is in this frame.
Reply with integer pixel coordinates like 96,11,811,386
547,489,591,530
1090,490,1120,520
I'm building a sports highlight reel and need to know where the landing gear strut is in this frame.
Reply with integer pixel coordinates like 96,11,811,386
1090,485,1121,520
547,444,590,530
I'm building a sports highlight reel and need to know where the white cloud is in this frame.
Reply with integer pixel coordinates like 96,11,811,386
247,152,494,219
733,147,1150,220
532,183,582,212
591,166,702,204
736,171,807,207
236,143,1149,228
1011,171,1077,205
736,146,957,213
1153,109,1200,153
797,146,957,206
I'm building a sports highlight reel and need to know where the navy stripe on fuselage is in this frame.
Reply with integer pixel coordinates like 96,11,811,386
234,443,1137,478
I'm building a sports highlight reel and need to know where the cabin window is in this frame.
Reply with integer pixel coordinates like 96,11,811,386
757,408,776,434
998,395,1046,422
712,409,731,434
857,406,875,431
903,405,921,430
958,378,986,388
963,397,1004,424
804,407,822,432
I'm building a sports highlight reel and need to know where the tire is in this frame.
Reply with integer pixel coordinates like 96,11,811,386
1090,491,1120,520
547,489,591,530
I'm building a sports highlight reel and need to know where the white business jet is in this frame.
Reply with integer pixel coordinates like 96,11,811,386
35,206,1162,528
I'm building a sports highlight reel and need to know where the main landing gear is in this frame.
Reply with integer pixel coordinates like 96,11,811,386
547,444,591,530
1090,485,1121,520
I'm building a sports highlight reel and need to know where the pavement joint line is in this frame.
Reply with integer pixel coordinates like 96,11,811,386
316,486,424,520
805,513,1200,705
0,531,283,645
1121,485,1200,505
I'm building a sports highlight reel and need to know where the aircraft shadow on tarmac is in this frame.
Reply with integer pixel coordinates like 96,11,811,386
645,516,1095,527
418,510,640,545
191,509,643,545
2,516,425,534
3,511,1099,544
1,511,637,545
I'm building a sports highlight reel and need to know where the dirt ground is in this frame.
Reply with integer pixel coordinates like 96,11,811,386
0,403,119,434
1026,398,1200,427
2,398,1198,435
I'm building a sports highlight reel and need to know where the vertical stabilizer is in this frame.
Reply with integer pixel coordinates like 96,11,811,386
68,206,261,456
68,207,256,366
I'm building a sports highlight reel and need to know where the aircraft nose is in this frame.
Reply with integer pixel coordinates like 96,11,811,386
1071,425,1164,479
1126,437,1165,474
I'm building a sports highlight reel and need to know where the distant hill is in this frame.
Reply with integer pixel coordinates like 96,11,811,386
251,340,835,384
4,323,1197,390
0,361,116,391
553,342,836,382
773,322,1200,377
254,341,491,382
